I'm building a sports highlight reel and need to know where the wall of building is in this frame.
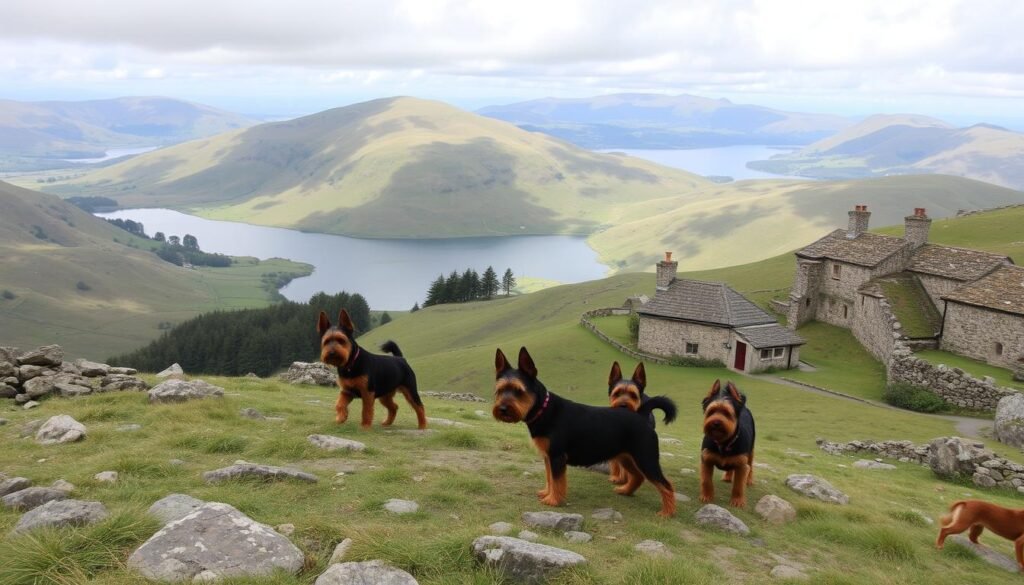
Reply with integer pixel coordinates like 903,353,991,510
915,273,962,315
637,316,730,363
941,303,1024,370
850,292,899,364
735,335,800,373
788,259,822,328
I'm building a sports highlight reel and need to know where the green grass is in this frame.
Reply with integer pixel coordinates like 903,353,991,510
877,275,942,338
915,350,1024,390
588,315,635,348
781,322,888,400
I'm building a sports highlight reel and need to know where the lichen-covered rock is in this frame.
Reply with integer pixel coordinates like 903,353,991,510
0,477,32,497
994,394,1024,448
383,499,419,514
148,379,224,403
98,374,149,392
308,434,366,452
755,495,796,525
12,499,108,534
148,493,206,525
694,504,750,535
203,462,317,483
928,437,992,479
156,363,184,378
314,560,418,585
75,359,111,377
785,474,849,504
17,345,64,367
279,361,336,386
472,536,586,585
2,487,68,511
522,511,584,531
36,415,87,444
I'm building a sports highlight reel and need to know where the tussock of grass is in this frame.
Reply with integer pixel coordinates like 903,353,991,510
889,510,930,527
436,430,482,449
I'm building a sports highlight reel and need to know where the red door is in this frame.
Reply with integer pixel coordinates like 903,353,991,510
734,342,747,371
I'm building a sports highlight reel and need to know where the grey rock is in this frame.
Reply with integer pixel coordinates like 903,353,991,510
518,530,539,541
695,504,750,535
13,499,108,534
472,536,587,585
279,361,336,386
308,434,367,452
591,508,622,522
18,364,49,381
755,495,796,525
2,487,68,511
384,499,419,514
770,565,808,580
489,521,514,535
564,531,592,543
156,363,184,378
127,502,304,582
674,492,691,502
929,437,991,479
522,511,584,531
108,366,138,376
98,374,148,392
75,359,111,377
973,473,997,488
785,474,849,505
0,383,16,398
634,539,672,558
853,459,897,470
24,376,57,399
59,362,82,375
314,560,418,585
15,393,30,404
0,346,21,364
948,534,1020,572
203,462,317,484
0,477,32,497
17,345,64,367
51,479,75,492
994,394,1024,449
56,382,93,397
149,379,224,403
23,400,39,410
94,471,118,483
0,360,15,377
36,415,86,444
245,372,259,379
329,538,353,565
239,407,265,420
149,493,206,525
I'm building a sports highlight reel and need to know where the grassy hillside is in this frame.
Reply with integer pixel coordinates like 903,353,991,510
0,181,310,358
3,268,1022,583
750,115,1024,189
0,97,258,170
47,97,710,238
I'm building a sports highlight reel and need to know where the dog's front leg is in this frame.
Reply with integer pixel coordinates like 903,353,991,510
729,463,749,508
541,454,568,507
699,452,716,503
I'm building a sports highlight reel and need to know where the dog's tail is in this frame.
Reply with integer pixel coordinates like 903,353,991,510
638,395,677,425
940,500,968,527
380,340,404,357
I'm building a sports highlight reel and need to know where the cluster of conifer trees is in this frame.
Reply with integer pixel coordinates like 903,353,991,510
109,292,372,377
422,267,515,307
104,218,232,267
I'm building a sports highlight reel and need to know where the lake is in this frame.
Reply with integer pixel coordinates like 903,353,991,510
67,146,160,164
602,145,807,180
97,209,608,310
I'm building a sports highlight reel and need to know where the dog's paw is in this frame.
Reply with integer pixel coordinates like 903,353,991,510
537,489,550,499
540,495,563,507
656,509,675,518
730,497,747,508
699,493,713,503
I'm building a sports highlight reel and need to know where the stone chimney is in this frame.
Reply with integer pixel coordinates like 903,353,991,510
846,205,870,239
904,207,931,249
656,251,678,291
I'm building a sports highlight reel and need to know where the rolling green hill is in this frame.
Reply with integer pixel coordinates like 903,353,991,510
749,114,1024,189
0,97,258,170
0,181,310,358
48,97,710,238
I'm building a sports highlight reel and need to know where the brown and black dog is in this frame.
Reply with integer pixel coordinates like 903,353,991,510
317,309,427,430
699,379,756,507
607,361,677,485
492,347,676,517
936,499,1024,571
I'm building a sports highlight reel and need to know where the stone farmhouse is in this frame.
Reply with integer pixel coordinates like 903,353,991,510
637,253,805,373
787,205,1023,372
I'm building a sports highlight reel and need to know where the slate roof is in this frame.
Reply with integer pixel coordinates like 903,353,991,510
734,324,806,349
908,244,1011,281
797,229,909,268
638,278,777,327
942,265,1024,316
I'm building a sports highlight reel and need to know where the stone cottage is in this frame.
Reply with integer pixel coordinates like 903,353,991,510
787,205,1019,369
637,253,804,373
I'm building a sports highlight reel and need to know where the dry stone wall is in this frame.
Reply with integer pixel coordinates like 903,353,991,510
888,345,1017,411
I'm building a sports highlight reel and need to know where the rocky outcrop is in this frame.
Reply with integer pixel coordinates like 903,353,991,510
148,494,206,525
2,487,68,511
17,345,64,367
148,379,224,403
13,499,108,534
203,462,318,484
994,393,1024,448
472,536,586,585
279,361,336,386
1,345,149,404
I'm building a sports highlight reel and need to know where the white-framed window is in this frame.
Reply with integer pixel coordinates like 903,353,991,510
761,347,786,360
760,349,772,360
774,347,785,358
685,342,699,355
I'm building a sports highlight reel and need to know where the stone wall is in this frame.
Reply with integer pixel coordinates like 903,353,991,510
850,292,899,364
580,309,671,366
637,315,730,364
914,273,962,316
942,303,1024,371
888,346,1018,411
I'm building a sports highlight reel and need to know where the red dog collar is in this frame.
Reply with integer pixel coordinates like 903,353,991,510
526,392,550,424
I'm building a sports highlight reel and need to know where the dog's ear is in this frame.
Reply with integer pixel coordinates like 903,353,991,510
317,311,331,337
338,309,355,333
495,348,510,375
632,362,646,391
726,381,746,405
608,361,623,391
517,347,538,379
702,379,721,410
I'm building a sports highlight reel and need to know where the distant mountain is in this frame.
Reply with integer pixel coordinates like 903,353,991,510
49,97,710,238
0,97,259,170
478,93,853,149
748,114,1024,189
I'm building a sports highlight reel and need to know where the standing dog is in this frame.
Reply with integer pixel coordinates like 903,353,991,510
607,361,677,485
492,347,676,517
936,500,1024,571
699,379,756,507
317,309,427,430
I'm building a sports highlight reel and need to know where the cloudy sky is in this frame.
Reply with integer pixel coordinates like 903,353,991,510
2,0,1022,125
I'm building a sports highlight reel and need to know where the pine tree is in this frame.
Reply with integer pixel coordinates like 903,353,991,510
502,268,516,296
443,271,460,304
380,312,392,325
424,276,444,307
481,266,499,299
411,302,420,313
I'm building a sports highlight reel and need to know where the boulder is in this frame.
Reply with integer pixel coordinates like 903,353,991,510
17,364,51,381
56,382,93,397
0,346,21,364
148,493,206,525
0,477,32,497
127,502,303,582
314,560,418,585
522,511,584,532
12,499,108,534
2,487,68,511
852,459,897,470
156,363,184,378
17,345,64,367
383,499,419,514
94,471,118,483
0,361,15,377
51,479,75,492
928,437,991,479
329,538,353,564
36,415,87,444
564,531,592,543
148,379,224,404
472,536,586,585
308,434,367,452
23,376,57,399
785,474,849,505
108,366,138,375
203,462,318,483
75,359,111,377
755,495,796,525
0,383,16,398
634,539,672,558
518,530,539,541
98,374,148,392
591,508,623,522
694,504,750,535
279,361,336,386
994,394,1024,449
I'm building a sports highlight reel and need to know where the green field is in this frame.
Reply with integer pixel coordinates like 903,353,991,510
780,322,889,401
3,271,1023,584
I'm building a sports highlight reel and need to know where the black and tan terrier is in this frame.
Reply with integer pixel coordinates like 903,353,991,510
317,309,427,430
699,379,756,507
936,500,1024,571
607,361,677,485
492,347,676,517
